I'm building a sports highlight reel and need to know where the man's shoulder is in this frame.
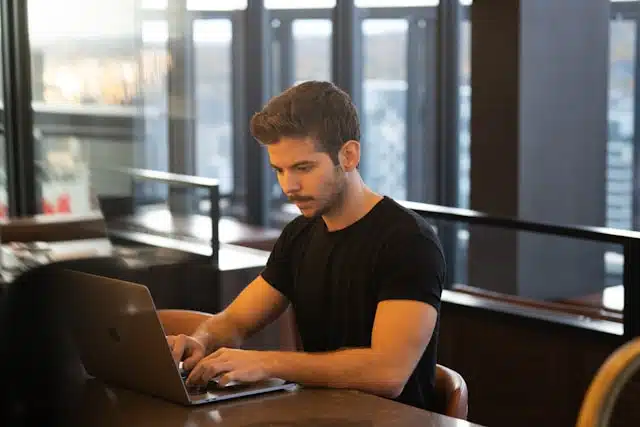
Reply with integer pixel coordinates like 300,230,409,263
376,197,442,247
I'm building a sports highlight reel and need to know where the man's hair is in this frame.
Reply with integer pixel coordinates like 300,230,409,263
250,80,360,164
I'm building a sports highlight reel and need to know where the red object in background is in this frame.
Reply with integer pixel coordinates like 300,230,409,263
57,193,71,213
42,199,56,214
0,203,7,218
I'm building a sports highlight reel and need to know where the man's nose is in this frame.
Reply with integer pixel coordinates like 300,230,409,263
281,172,301,193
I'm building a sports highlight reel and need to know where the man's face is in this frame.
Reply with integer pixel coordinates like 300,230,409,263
267,137,347,218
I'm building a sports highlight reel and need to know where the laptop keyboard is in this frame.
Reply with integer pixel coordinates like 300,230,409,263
180,370,209,394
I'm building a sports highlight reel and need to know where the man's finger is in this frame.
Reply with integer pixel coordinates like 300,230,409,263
182,346,204,371
217,371,238,387
170,335,186,363
186,360,206,385
202,361,232,383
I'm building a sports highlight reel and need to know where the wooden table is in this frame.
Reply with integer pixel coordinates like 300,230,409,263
66,379,484,427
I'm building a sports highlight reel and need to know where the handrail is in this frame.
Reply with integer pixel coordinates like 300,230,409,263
400,200,640,244
399,200,640,340
96,167,219,266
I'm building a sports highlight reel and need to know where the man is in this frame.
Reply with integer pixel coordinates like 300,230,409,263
168,80,446,411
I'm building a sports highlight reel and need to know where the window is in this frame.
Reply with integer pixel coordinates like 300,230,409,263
193,19,234,195
267,0,335,8
27,0,169,214
361,19,408,200
0,16,6,218
607,9,635,230
293,19,332,83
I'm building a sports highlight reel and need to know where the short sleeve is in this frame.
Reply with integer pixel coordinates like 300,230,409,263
260,220,298,299
374,232,445,312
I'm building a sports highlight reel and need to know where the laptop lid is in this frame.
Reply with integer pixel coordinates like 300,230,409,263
54,269,297,406
55,268,191,405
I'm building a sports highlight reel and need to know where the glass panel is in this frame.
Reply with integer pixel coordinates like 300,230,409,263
193,19,233,195
27,0,169,215
187,0,247,10
356,0,438,7
607,17,635,230
361,19,408,200
458,14,471,210
0,15,6,218
141,0,167,10
267,0,335,8
456,3,472,285
293,19,332,83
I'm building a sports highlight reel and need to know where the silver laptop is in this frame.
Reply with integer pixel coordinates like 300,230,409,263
54,268,298,406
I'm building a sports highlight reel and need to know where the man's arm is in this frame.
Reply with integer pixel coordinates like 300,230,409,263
211,299,437,399
191,275,289,354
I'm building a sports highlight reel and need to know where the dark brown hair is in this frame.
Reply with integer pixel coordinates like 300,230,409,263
250,80,360,164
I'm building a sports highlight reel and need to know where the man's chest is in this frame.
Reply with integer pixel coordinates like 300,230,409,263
288,234,382,350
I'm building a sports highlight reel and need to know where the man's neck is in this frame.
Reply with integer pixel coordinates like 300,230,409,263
322,177,383,232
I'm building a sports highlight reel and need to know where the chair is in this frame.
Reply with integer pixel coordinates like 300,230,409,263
157,309,469,420
576,336,640,427
434,364,469,420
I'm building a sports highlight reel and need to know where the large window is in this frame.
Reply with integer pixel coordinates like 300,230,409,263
28,0,150,215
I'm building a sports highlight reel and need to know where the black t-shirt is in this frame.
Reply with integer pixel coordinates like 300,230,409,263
260,196,445,411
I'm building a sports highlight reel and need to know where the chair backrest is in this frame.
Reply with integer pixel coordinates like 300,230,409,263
576,336,640,427
434,364,469,420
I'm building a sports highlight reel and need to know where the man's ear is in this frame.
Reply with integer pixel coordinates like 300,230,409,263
339,140,361,172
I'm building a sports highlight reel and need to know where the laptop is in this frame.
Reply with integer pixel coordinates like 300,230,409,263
53,268,298,406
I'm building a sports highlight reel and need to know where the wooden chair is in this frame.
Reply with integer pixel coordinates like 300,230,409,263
157,308,469,420
576,337,640,427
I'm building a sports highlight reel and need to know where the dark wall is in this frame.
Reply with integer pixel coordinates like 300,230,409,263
437,299,638,427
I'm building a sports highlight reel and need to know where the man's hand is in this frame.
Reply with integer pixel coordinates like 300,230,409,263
185,348,271,386
167,334,206,370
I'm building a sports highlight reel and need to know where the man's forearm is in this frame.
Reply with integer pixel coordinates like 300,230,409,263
264,348,405,399
192,312,244,354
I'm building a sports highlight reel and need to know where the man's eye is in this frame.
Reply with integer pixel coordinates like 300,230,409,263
297,165,312,172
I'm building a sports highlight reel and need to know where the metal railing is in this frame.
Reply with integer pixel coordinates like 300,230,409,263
96,166,220,266
401,200,640,340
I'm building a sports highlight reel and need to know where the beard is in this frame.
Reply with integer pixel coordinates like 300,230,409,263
308,166,348,218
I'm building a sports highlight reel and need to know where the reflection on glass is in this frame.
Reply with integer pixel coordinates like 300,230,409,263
362,19,408,200
193,20,233,195
27,0,168,215
293,20,332,83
